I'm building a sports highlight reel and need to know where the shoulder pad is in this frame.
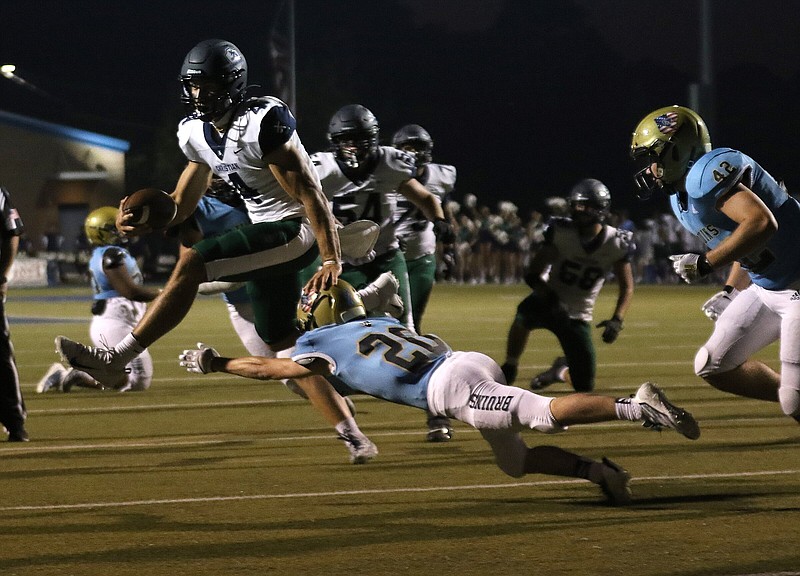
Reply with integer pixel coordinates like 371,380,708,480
101,246,127,269
686,148,748,200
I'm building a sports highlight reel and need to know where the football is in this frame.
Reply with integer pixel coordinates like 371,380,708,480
122,188,177,229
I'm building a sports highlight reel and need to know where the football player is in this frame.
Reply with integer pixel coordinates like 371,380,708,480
631,104,800,424
500,179,635,392
54,39,375,459
390,124,456,330
179,280,700,506
0,186,28,441
312,106,455,442
38,207,159,393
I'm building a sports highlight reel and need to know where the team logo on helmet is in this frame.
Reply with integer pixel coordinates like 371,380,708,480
655,111,679,134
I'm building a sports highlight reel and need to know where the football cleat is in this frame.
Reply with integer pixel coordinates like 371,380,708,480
338,432,378,464
634,381,701,440
598,457,632,506
6,425,29,442
530,356,568,390
36,363,68,393
426,415,453,442
55,336,128,389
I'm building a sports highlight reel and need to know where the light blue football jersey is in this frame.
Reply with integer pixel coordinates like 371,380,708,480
292,316,451,410
674,148,800,289
88,246,142,300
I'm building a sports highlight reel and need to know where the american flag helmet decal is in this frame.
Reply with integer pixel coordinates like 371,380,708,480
655,111,679,134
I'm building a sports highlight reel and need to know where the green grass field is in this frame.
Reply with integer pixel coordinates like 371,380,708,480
1,283,798,576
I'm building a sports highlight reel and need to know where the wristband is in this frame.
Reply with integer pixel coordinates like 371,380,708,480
722,284,735,294
322,259,341,267
697,255,714,277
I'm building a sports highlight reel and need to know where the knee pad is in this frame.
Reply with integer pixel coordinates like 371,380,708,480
694,346,714,377
778,362,800,417
778,387,800,417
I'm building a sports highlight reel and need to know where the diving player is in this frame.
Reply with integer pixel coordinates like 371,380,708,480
179,280,701,506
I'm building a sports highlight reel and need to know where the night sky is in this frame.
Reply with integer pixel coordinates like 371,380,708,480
1,0,797,222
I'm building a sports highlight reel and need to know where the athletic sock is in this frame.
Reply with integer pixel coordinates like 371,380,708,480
114,333,146,364
614,397,643,421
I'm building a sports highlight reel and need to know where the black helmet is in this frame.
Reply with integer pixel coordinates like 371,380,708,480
327,104,379,169
391,124,433,165
568,178,611,224
180,39,248,121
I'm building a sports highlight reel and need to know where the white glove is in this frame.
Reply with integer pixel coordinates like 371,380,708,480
178,342,219,374
357,272,404,318
701,287,740,321
669,253,712,284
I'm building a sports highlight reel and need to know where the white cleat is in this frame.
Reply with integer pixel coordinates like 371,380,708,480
598,457,632,506
338,433,379,465
36,363,68,393
634,381,701,440
55,336,128,389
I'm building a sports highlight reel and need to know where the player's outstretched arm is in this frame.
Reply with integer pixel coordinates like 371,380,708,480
178,343,326,381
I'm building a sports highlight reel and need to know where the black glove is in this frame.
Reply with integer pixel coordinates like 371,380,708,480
433,218,455,244
596,316,623,343
441,247,456,280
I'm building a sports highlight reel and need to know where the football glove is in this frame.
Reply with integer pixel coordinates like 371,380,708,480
433,218,455,244
701,286,740,321
179,342,219,374
669,253,713,284
441,247,457,280
596,316,623,343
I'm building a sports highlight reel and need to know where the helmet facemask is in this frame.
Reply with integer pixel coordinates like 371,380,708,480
392,125,434,166
568,179,611,225
396,139,433,166
330,129,379,169
181,77,243,122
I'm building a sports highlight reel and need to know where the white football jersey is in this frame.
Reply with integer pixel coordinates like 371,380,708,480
543,219,634,322
178,96,313,223
311,146,415,255
392,163,456,259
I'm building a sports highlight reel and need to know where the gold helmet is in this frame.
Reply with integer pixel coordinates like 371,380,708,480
84,206,123,246
296,279,367,331
630,105,712,199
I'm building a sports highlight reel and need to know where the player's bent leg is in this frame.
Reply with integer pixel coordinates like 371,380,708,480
777,361,800,417
696,344,780,402
480,428,528,478
523,445,632,506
